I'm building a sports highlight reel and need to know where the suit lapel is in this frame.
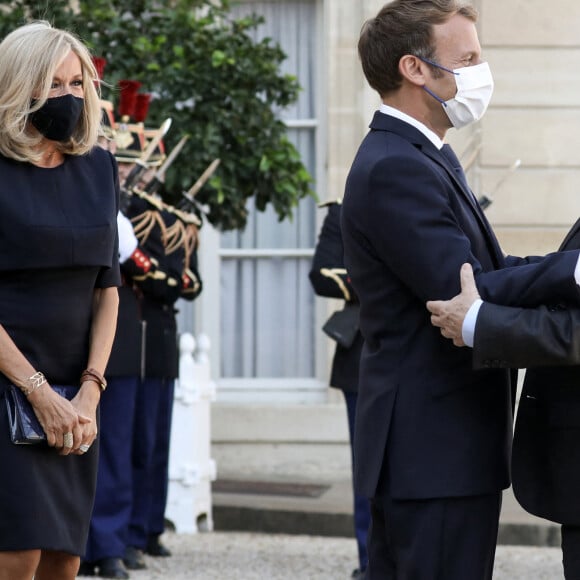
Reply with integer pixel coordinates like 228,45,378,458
370,112,480,212
559,217,580,251
423,145,481,214
425,144,505,269
369,112,504,268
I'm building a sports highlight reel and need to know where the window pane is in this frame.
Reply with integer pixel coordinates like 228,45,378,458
230,1,317,120
220,0,318,379
221,256,316,378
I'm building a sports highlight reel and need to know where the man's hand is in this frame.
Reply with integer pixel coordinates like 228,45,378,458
426,263,481,347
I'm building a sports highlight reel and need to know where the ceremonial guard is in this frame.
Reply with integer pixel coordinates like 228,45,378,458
80,71,203,578
113,80,203,572
309,199,370,580
80,208,148,579
124,172,203,569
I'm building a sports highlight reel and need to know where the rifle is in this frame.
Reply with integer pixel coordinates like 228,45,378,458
142,135,190,194
123,118,173,190
478,159,521,210
183,158,221,201
178,158,221,218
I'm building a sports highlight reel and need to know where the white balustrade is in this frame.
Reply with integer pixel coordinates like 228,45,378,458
166,332,217,533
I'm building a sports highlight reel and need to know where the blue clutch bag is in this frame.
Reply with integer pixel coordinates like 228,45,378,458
5,384,75,444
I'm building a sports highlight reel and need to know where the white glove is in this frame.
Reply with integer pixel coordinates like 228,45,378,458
117,212,138,262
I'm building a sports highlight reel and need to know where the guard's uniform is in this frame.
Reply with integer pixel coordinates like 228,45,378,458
82,74,203,574
83,213,150,567
125,191,202,552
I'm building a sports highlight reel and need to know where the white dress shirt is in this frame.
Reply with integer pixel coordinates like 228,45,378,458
379,103,444,150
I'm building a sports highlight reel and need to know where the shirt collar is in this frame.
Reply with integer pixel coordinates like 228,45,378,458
379,103,444,150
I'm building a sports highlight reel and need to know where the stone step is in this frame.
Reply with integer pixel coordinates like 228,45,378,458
210,480,561,547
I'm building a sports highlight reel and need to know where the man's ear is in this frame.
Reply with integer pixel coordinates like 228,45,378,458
399,55,428,87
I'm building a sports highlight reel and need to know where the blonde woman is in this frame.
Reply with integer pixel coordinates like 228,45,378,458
0,21,119,580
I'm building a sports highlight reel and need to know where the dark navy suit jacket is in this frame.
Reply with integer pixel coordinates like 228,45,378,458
341,111,580,500
475,218,580,524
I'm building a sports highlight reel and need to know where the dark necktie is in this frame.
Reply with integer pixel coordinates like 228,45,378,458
440,145,503,266
440,144,470,191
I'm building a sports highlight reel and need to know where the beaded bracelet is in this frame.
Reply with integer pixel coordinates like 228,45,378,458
80,367,107,392
22,371,47,397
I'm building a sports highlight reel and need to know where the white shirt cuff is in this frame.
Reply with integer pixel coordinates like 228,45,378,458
575,254,580,285
462,299,483,348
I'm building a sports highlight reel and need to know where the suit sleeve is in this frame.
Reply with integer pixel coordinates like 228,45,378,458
473,302,580,368
503,254,545,267
360,153,580,307
309,204,357,302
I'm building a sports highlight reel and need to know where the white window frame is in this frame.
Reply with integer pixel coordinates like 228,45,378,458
183,0,328,404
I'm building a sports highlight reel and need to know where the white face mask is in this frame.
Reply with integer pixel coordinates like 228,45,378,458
421,59,494,129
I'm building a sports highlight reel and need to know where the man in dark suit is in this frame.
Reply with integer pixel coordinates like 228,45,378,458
341,2,580,578
427,220,580,580
309,200,370,580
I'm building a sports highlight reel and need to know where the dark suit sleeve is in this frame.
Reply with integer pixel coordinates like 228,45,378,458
503,254,544,267
473,302,580,368
473,219,580,369
359,153,580,307
309,204,357,302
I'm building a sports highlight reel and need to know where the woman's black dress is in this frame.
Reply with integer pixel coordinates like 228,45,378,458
0,148,120,555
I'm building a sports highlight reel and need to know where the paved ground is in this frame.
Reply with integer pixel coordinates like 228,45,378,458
80,531,565,579
80,479,566,578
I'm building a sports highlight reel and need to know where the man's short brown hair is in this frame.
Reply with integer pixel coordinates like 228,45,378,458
358,0,478,97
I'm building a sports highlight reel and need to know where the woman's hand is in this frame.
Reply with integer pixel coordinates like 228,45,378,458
27,384,91,455
69,381,101,455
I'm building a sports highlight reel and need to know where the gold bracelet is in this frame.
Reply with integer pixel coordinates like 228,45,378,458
22,371,47,397
80,368,107,392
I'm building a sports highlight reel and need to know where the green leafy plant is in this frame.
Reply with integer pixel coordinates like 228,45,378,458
0,0,315,230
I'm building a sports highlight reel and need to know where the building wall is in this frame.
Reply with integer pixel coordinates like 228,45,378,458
480,0,580,256
326,1,381,205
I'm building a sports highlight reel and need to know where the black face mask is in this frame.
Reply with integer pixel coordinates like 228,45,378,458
30,94,84,142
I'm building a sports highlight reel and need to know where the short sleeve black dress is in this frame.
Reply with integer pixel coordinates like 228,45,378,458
0,147,121,556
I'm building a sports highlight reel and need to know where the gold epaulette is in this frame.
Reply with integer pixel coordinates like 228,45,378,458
165,219,187,256
133,188,167,211
169,206,202,227
164,210,199,266
129,190,174,247
130,209,167,247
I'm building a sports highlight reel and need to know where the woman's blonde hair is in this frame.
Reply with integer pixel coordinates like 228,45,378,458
0,20,102,162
